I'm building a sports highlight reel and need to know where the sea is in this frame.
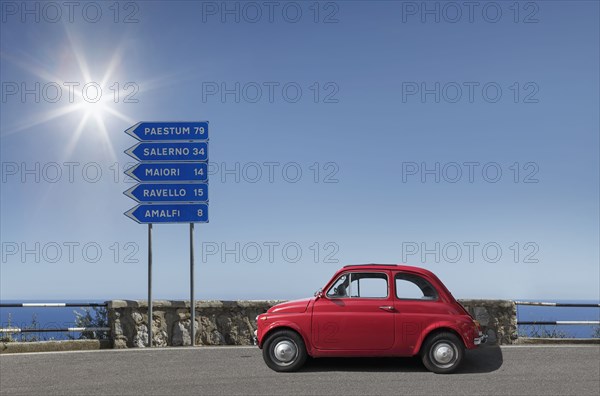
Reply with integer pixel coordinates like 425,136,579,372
0,300,108,341
0,299,598,341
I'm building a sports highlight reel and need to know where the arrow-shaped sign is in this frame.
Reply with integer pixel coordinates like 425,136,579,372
125,142,208,162
125,162,208,182
125,121,209,142
125,203,209,224
124,183,208,203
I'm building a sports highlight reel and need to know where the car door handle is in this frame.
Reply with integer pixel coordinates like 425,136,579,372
379,305,395,312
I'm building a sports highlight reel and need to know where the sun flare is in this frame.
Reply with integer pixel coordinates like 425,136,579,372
1,26,139,161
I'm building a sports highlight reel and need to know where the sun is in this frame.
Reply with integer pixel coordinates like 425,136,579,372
71,84,115,127
1,26,138,160
80,98,110,119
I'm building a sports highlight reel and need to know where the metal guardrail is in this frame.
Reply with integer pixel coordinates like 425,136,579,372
515,301,600,307
1,300,598,334
515,301,600,326
0,327,110,334
0,302,110,334
0,303,107,308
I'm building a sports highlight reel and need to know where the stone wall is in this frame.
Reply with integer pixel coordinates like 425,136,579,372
459,299,517,344
107,299,517,348
108,300,280,348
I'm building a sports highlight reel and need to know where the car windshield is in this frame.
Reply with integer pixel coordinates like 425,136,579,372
327,274,350,297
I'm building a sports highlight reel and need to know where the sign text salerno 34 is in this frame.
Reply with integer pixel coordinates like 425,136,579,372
125,142,208,162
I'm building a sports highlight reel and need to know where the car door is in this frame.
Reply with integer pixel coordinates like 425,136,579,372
311,271,395,351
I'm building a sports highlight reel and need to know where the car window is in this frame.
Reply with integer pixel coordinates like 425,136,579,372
395,273,438,300
327,274,350,298
327,272,388,299
350,273,388,298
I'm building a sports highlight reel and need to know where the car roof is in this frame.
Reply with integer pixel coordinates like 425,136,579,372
342,264,436,276
330,264,454,301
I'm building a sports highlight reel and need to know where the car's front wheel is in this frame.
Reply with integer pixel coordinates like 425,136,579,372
421,332,464,374
262,330,307,372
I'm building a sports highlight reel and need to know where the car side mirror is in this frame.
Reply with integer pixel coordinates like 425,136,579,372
314,289,324,299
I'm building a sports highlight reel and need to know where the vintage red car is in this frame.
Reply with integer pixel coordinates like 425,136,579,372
256,264,485,373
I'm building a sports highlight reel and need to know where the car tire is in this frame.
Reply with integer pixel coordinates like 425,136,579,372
262,330,308,372
421,332,464,374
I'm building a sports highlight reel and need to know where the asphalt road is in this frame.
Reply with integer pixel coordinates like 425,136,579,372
1,345,599,395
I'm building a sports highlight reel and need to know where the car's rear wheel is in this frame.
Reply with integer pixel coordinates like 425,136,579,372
262,330,307,372
421,332,464,374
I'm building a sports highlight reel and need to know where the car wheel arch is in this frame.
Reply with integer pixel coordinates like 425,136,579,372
262,324,311,354
415,326,466,355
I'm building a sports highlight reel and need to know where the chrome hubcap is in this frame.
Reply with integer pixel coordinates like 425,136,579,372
273,340,297,364
433,342,455,366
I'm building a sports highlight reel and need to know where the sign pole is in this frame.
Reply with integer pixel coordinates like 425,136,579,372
190,223,195,346
148,223,153,347
123,121,209,348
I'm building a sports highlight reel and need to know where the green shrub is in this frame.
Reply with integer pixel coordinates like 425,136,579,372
518,325,570,338
0,313,15,342
72,306,109,340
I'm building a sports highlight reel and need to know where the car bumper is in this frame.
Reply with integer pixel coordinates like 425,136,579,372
474,332,487,345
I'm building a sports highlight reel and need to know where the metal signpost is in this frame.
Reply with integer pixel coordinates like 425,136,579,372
124,121,209,347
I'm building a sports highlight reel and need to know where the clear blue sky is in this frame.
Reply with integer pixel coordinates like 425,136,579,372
1,1,598,301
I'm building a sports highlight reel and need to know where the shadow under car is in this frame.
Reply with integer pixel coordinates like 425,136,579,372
300,344,503,374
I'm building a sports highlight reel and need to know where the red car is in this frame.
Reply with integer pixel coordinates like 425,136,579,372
256,264,485,373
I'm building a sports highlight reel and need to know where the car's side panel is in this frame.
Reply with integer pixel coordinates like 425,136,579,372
309,348,404,358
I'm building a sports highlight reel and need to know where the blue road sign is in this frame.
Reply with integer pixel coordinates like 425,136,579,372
125,142,208,162
125,162,208,182
125,121,209,142
125,203,208,224
124,183,208,203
